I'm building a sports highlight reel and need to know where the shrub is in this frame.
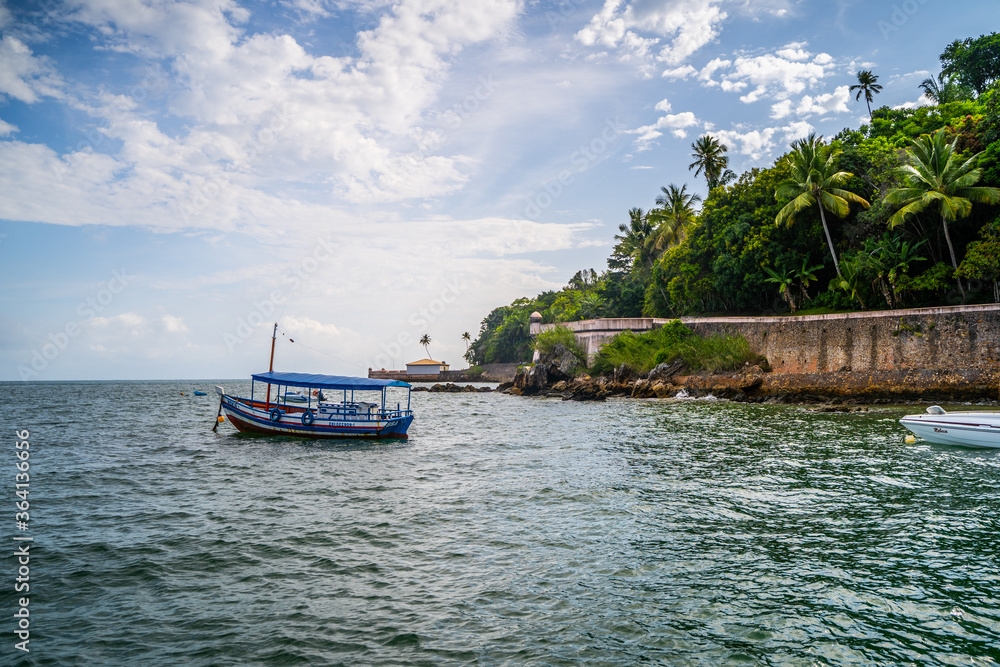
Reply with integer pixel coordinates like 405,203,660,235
592,320,764,375
534,325,586,363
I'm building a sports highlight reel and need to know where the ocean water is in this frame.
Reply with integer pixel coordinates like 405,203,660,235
2,380,1000,666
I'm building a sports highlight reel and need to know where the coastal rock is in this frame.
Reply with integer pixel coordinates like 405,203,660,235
429,383,480,392
567,379,607,401
651,381,673,398
613,363,638,385
631,379,655,398
647,361,685,383
512,364,548,395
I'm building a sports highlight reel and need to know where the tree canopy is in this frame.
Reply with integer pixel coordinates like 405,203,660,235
465,35,1000,364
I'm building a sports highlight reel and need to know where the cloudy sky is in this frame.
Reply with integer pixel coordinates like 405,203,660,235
0,0,992,380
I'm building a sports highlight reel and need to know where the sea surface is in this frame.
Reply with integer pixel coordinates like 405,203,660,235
2,380,1000,666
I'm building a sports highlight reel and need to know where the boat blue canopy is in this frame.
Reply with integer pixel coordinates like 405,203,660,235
251,372,411,390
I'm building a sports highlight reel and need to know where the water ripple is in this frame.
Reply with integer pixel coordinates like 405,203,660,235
1,382,999,665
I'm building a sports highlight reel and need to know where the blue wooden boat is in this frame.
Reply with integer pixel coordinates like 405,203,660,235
193,390,208,396
217,372,414,439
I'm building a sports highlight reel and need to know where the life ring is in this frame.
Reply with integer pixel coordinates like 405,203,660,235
269,408,282,422
301,410,315,426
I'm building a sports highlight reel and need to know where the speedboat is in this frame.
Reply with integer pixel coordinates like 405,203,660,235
900,406,1000,449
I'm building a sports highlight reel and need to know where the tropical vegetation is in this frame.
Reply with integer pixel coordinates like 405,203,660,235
466,34,1000,368
589,320,763,376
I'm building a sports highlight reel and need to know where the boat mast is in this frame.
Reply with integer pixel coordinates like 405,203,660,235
266,322,277,407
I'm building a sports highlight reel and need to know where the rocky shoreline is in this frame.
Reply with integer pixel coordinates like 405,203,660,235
497,359,1000,404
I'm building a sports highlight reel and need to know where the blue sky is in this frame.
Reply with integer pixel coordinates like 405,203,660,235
0,0,993,380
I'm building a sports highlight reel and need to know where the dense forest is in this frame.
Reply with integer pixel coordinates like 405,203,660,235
466,33,1000,366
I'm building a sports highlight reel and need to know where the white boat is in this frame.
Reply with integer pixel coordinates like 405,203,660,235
900,406,1000,449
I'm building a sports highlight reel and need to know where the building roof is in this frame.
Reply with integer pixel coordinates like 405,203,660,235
405,358,446,365
251,371,410,390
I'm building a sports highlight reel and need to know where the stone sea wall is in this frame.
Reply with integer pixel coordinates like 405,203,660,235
520,305,1000,402
534,304,1000,374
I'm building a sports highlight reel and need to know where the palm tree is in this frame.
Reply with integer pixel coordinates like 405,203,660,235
613,208,656,270
849,70,883,119
647,184,702,253
887,129,1000,300
775,134,871,277
419,334,432,358
918,75,970,105
764,265,797,313
688,135,730,190
462,331,471,353
793,257,824,309
578,292,604,320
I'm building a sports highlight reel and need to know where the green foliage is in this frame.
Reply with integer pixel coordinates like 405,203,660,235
957,218,1000,301
469,36,1000,357
980,140,1000,186
591,320,762,375
775,134,871,277
940,33,1000,95
895,262,954,296
534,325,586,363
467,299,536,365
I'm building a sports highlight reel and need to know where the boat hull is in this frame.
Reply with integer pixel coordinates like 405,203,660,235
900,412,1000,449
221,396,413,439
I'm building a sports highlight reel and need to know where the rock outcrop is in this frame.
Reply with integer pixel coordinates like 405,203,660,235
500,363,1000,404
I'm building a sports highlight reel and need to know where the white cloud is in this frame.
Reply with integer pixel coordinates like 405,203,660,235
162,314,189,333
770,99,793,119
282,316,341,338
661,64,696,79
0,35,64,103
49,0,521,208
894,96,934,110
628,98,700,148
0,118,17,135
576,0,728,69
699,57,730,83
714,127,778,160
781,120,813,144
775,41,809,61
92,313,147,329
711,118,813,162
795,85,849,116
698,44,837,105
